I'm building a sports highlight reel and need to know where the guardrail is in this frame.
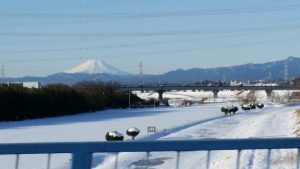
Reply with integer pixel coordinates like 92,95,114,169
1,138,300,169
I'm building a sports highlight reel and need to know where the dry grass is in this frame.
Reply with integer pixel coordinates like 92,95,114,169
292,109,300,136
268,109,300,166
290,91,300,102
272,152,297,166
237,90,257,104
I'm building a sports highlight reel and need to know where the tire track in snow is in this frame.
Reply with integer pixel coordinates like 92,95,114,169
214,107,287,169
155,106,288,169
139,111,243,141
244,106,297,169
160,107,274,140
96,105,298,169
139,106,274,141
214,106,295,169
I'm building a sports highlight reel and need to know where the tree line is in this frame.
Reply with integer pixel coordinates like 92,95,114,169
0,82,141,121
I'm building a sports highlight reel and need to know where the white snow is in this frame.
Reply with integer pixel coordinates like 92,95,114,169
0,90,299,169
96,104,299,169
65,58,128,75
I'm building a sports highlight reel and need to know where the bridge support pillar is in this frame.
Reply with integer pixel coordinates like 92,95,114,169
265,90,273,101
213,90,219,99
157,90,164,102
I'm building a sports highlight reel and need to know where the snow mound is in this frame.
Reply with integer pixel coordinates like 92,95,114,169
65,58,128,75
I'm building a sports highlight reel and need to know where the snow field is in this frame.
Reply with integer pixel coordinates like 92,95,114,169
0,104,225,169
95,104,300,169
0,90,298,169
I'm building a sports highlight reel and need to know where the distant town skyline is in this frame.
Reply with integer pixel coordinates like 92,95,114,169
1,0,300,77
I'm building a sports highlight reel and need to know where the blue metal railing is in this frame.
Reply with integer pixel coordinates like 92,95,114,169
1,138,300,169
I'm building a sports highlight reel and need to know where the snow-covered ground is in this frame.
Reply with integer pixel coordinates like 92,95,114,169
0,90,299,169
96,103,299,169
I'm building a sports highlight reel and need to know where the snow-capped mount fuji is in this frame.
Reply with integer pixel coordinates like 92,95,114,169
65,58,129,75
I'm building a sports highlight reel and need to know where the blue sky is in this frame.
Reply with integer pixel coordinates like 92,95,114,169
1,0,300,77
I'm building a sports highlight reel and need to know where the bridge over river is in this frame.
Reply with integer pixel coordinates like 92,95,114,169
120,85,300,101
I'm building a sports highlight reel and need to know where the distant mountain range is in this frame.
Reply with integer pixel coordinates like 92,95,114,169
5,56,300,85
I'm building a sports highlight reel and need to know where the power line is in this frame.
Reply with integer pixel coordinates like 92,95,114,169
2,29,300,55
0,0,169,12
1,16,299,47
0,57,86,64
1,35,300,64
0,32,261,53
2,23,300,38
102,36,300,58
1,10,299,28
1,3,300,19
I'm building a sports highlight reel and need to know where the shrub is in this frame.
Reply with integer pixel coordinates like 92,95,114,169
105,131,124,141
0,82,142,121
126,127,140,140
256,103,264,109
221,106,238,115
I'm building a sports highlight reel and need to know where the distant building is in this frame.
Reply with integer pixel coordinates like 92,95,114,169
229,81,278,86
230,81,242,86
4,82,41,88
251,82,278,86
22,82,41,88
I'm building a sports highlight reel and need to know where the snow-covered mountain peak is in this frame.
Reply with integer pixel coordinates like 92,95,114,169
65,58,128,75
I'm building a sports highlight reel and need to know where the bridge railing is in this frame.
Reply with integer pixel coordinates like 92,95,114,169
1,138,300,169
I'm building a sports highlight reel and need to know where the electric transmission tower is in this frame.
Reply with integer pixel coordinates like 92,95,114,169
284,62,288,84
139,62,144,86
1,65,4,83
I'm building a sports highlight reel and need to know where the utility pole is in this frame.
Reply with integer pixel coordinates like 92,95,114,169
153,97,156,113
128,91,131,109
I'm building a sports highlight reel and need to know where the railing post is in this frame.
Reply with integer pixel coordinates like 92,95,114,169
236,150,241,169
266,149,271,169
114,153,119,169
297,149,300,169
175,151,180,169
72,151,92,169
146,152,150,169
206,151,211,169
46,154,51,169
15,154,20,169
